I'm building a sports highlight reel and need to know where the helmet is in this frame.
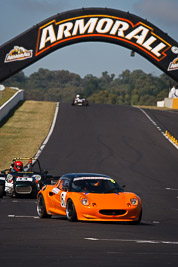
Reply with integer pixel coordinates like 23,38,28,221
14,161,23,172
76,95,80,98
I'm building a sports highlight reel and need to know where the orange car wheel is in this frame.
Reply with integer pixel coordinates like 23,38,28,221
130,208,142,225
66,199,77,222
37,194,51,218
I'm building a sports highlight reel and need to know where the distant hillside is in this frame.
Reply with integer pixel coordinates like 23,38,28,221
4,68,176,106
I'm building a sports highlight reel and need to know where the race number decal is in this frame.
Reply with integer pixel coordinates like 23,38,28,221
16,177,33,182
61,192,67,207
52,187,60,194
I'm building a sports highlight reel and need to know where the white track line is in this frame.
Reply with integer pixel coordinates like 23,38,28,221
136,107,178,150
8,215,39,219
165,187,178,191
85,237,178,245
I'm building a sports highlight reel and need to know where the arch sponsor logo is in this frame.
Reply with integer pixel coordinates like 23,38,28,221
168,57,178,71
36,15,171,61
5,46,33,63
168,47,178,71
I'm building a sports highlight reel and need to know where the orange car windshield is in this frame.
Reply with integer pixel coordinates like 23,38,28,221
71,177,123,194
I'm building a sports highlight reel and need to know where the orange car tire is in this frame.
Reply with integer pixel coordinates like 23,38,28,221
66,199,77,222
37,194,51,218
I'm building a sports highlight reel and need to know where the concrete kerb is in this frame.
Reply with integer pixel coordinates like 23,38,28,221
32,102,60,164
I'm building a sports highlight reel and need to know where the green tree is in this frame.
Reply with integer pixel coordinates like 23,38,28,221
4,68,173,106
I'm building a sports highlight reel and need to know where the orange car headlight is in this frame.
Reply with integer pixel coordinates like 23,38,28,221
130,197,138,206
80,197,90,206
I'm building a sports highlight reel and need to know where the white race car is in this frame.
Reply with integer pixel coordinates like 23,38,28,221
72,95,89,106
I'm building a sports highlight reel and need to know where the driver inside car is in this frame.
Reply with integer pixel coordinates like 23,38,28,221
12,161,24,172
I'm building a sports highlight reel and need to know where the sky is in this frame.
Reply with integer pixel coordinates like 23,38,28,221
0,0,178,78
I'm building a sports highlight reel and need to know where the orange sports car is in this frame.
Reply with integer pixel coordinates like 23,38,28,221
37,173,142,223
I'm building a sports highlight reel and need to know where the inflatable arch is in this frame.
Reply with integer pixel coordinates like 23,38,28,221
0,7,178,82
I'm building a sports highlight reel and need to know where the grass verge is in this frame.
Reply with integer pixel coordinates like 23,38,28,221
0,87,17,106
0,100,56,170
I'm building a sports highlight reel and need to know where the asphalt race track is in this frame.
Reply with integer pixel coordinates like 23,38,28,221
1,103,178,267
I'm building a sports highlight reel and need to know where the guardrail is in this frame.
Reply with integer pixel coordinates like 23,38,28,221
0,88,25,122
